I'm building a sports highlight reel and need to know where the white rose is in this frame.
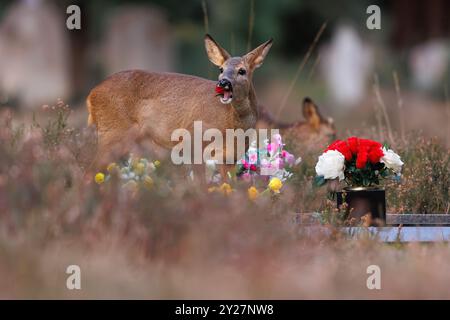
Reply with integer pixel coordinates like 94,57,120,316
315,150,345,181
381,147,403,174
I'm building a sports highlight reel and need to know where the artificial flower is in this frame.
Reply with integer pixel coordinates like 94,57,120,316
268,177,283,193
356,148,368,169
107,162,118,173
143,175,154,189
315,150,345,180
381,147,404,174
94,172,105,184
135,163,146,176
248,186,259,201
219,183,233,195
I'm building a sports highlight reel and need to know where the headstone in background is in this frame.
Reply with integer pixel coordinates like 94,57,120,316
103,6,174,74
320,25,373,108
409,40,449,91
0,0,70,109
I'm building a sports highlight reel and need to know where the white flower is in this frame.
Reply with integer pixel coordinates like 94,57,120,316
315,150,345,181
381,147,403,174
205,159,218,183
205,159,218,171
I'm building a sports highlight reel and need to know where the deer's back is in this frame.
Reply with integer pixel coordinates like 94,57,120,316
88,70,240,137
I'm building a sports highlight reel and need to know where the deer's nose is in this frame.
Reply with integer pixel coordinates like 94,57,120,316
217,79,232,91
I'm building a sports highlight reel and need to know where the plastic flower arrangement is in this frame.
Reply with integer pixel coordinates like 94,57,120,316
94,154,159,191
314,137,404,187
237,134,300,180
236,133,301,197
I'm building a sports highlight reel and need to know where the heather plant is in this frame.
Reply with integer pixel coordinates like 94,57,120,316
0,104,450,299
387,136,449,213
312,200,351,227
0,101,449,298
32,99,72,150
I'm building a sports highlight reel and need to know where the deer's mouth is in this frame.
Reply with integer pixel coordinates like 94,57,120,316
215,84,233,104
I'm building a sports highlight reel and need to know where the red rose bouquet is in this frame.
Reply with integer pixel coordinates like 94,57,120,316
315,137,403,187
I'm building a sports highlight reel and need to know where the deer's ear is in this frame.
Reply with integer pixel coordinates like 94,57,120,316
245,38,273,69
302,97,322,130
204,34,230,67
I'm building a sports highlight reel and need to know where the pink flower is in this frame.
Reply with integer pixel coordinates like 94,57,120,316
267,142,279,155
272,134,283,145
261,159,272,169
273,157,284,169
261,158,276,176
283,151,295,166
248,153,258,164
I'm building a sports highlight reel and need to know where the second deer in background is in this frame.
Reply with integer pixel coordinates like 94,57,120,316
257,97,336,155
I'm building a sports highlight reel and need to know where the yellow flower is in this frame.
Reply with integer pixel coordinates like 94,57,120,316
107,162,118,173
248,186,259,201
154,160,161,168
143,175,154,190
208,186,217,193
135,163,146,176
268,177,283,193
94,172,105,184
219,183,233,196
131,157,139,169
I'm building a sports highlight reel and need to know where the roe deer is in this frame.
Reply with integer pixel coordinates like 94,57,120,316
256,97,336,155
86,34,272,171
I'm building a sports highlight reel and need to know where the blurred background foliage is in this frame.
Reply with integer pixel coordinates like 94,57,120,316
0,0,448,93
0,0,434,85
0,0,448,144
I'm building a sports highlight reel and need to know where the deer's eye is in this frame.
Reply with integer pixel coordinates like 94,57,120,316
238,68,247,76
219,67,224,73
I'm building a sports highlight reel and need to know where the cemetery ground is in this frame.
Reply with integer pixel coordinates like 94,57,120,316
0,97,449,299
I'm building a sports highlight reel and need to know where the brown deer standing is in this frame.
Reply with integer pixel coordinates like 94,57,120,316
256,97,336,155
86,34,272,174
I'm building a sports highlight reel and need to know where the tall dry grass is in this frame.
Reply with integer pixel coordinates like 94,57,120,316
0,101,449,299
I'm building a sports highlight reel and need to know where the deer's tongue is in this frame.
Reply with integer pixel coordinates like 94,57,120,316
215,85,233,104
223,90,232,100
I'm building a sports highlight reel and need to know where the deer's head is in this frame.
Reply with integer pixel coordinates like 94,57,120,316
205,34,272,105
301,97,336,142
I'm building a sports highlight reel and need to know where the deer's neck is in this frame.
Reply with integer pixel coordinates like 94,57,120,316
231,83,258,129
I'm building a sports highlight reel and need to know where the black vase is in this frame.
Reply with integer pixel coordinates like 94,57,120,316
336,187,386,226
